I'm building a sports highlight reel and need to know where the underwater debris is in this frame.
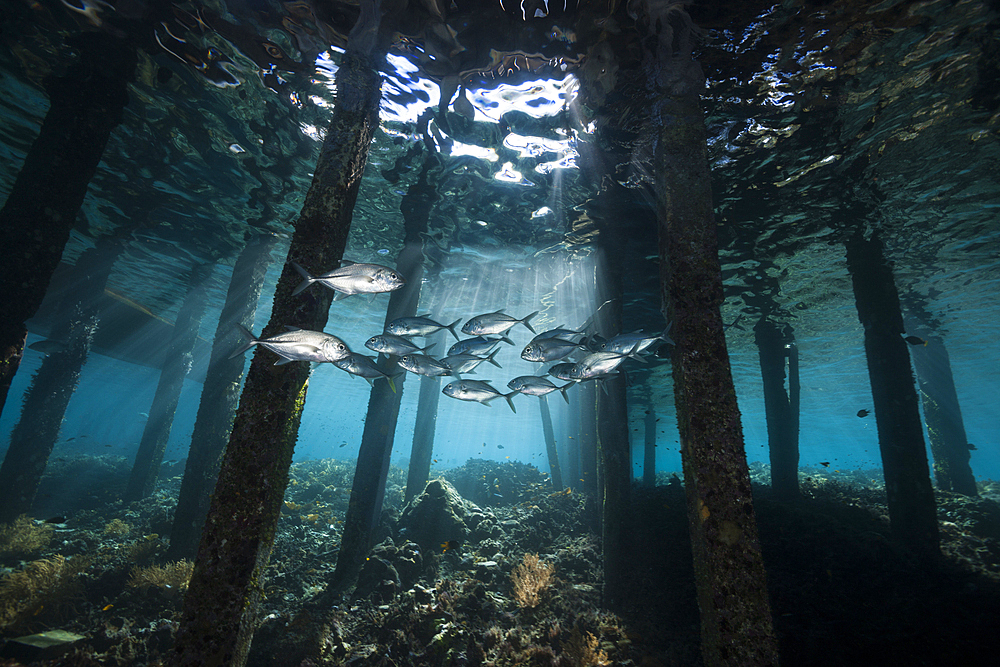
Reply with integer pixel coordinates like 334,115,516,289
510,552,555,608
0,515,54,561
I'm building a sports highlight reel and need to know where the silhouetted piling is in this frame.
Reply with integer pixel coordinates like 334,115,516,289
406,374,441,503
643,406,656,487
594,242,630,609
846,230,939,558
907,330,977,496
168,236,276,559
329,237,423,593
0,240,123,523
565,387,581,490
0,33,135,420
539,396,563,491
329,141,439,593
124,263,212,502
754,318,800,500
171,50,383,667
578,380,599,526
653,53,780,667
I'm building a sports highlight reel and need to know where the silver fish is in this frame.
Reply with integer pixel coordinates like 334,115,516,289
530,326,583,342
365,333,434,356
600,324,673,355
448,336,508,356
567,343,644,380
507,376,574,403
442,380,517,413
440,349,501,375
521,337,586,363
291,260,406,298
333,353,398,392
229,324,350,365
546,362,577,381
461,310,539,336
397,353,455,377
386,315,462,340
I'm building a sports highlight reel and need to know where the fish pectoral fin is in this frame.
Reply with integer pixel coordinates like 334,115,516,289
273,357,295,366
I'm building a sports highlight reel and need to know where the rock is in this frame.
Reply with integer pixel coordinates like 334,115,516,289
397,479,478,553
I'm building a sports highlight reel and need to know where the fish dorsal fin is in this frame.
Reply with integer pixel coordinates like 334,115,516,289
417,313,431,318
339,259,357,266
283,325,302,332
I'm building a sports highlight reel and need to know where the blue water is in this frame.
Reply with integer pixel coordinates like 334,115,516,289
1,0,998,509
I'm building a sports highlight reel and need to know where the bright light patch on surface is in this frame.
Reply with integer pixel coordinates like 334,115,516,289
451,141,499,161
300,123,322,142
503,133,573,159
495,162,532,185
532,206,553,218
471,75,579,119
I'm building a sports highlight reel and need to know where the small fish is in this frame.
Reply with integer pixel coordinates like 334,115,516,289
448,336,508,356
333,353,398,392
102,604,114,612
497,444,504,449
507,375,574,403
440,349,502,375
441,540,460,553
903,335,928,346
442,379,517,412
290,260,406,298
229,324,350,365
397,353,455,378
43,516,67,524
857,409,870,418
386,315,462,340
521,337,586,363
968,443,977,451
365,333,433,356
819,462,830,468
724,314,745,332
461,310,539,336
340,442,348,448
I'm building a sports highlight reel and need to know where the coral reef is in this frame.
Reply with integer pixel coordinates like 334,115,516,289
511,552,555,609
0,514,54,562
0,554,90,633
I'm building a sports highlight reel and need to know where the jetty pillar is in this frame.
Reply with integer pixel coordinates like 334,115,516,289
651,21,780,665
539,396,563,491
168,236,276,559
124,263,213,502
0,33,135,420
171,45,383,667
0,240,123,523
846,230,939,557
754,318,800,500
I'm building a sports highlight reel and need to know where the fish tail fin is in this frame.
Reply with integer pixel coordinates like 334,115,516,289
661,321,675,346
521,310,540,334
228,324,258,359
290,261,315,296
446,318,462,341
504,391,518,413
486,348,502,368
559,383,574,403
500,334,515,346
385,375,397,393
419,342,437,354
627,341,647,363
